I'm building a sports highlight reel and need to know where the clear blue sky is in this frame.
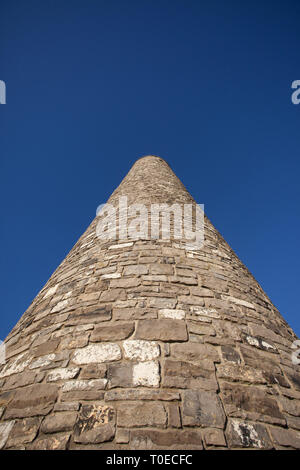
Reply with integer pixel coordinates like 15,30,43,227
1,0,299,339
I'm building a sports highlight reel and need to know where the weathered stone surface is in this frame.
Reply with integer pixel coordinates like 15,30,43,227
32,339,60,357
54,402,80,412
62,379,107,392
41,412,78,433
217,364,266,384
168,403,181,428
135,319,188,342
182,390,225,428
72,343,121,364
203,428,226,447
123,265,148,275
28,433,71,450
221,345,241,364
0,353,31,378
268,426,300,449
74,405,115,443
220,382,284,423
162,359,217,390
114,307,157,320
105,389,180,401
99,289,126,302
80,364,107,379
159,309,185,319
107,363,133,388
115,428,130,444
123,340,160,361
2,155,300,450
110,278,141,288
117,402,167,428
188,322,216,336
148,298,177,309
91,322,134,342
61,391,104,402
47,367,80,382
2,371,37,390
0,420,14,449
133,361,160,387
171,342,220,363
5,417,40,447
130,429,203,449
4,384,58,419
226,419,272,448
150,264,173,275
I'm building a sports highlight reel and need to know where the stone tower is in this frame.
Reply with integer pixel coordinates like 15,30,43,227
0,155,299,450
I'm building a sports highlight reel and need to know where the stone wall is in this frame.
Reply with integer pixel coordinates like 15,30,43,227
0,156,299,450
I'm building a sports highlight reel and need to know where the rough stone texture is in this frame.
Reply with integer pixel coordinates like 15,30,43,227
123,340,160,361
117,402,167,428
135,319,188,342
74,405,115,444
0,155,299,449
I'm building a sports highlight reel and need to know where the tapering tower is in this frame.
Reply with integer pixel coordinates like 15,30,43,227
0,156,299,450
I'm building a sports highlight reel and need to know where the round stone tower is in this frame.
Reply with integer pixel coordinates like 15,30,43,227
0,156,299,450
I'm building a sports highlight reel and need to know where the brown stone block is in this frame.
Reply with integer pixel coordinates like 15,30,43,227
130,429,203,449
100,289,126,302
80,364,107,379
91,322,134,342
107,363,133,388
216,363,267,384
113,308,157,321
4,384,58,419
117,402,167,428
28,433,71,450
41,411,78,434
171,342,220,363
269,426,300,449
135,319,188,342
5,417,40,447
74,405,115,444
167,403,181,428
61,391,104,401
220,382,284,423
203,428,226,447
220,345,241,364
225,419,272,448
32,339,60,357
105,389,180,402
182,390,225,428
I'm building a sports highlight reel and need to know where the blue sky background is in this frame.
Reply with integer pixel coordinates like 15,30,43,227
1,0,299,339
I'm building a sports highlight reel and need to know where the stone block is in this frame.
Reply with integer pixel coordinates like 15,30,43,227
91,322,134,342
28,433,70,450
0,421,15,449
171,342,220,363
203,428,226,447
130,429,202,449
135,319,188,342
123,340,160,361
41,412,78,433
117,402,167,428
4,384,58,419
225,419,272,448
74,405,115,443
182,390,225,428
72,343,121,364
132,361,160,387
